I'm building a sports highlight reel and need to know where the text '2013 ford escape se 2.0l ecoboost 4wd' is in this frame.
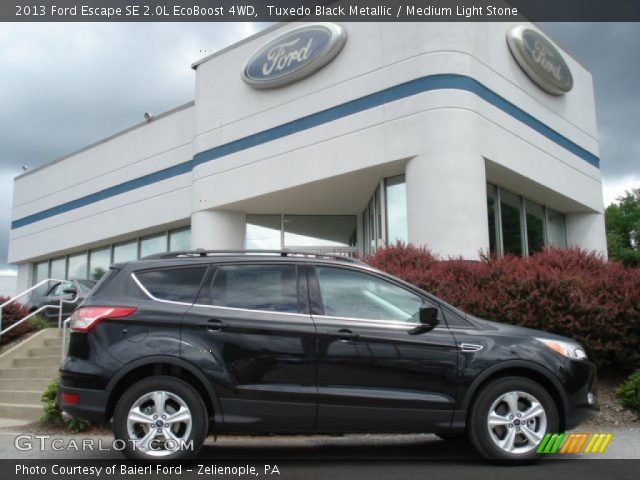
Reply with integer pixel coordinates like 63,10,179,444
57,250,597,461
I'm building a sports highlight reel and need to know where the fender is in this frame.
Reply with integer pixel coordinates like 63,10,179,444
105,355,223,423
460,359,570,420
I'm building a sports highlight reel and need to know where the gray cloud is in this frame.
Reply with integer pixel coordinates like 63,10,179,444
539,23,640,181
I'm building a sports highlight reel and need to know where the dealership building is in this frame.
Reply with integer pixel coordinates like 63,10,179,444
9,22,605,291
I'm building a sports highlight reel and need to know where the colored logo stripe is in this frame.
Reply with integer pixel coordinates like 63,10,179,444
537,433,612,454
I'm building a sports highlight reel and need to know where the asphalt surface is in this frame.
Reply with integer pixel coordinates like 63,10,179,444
0,430,638,479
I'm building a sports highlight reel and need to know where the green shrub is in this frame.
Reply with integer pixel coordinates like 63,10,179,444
616,370,640,414
28,315,49,331
41,378,63,424
40,377,91,432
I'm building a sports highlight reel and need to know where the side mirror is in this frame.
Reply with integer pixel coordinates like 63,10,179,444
63,288,77,296
419,305,440,329
408,305,440,335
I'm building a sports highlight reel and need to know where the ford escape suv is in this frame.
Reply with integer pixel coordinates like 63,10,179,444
58,250,597,461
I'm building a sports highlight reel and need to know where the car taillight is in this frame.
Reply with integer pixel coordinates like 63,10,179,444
70,306,136,332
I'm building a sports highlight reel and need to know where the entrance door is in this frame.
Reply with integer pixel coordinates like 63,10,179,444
309,264,458,433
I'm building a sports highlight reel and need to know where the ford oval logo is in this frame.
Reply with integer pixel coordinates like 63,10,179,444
507,26,573,95
242,23,347,89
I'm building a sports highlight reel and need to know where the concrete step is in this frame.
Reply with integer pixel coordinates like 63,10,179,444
0,367,59,379
44,338,63,348
13,355,61,368
0,390,42,404
29,346,61,357
0,378,52,391
0,403,42,421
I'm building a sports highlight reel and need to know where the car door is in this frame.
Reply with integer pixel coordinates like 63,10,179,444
181,262,317,432
309,264,458,433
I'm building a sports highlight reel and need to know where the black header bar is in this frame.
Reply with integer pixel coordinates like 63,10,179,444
2,0,640,22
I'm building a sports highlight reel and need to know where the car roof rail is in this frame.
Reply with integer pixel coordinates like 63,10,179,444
140,249,364,264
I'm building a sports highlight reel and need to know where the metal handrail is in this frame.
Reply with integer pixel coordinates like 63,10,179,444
61,318,71,362
0,278,78,343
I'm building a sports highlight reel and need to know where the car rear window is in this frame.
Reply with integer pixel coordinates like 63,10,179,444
136,266,207,303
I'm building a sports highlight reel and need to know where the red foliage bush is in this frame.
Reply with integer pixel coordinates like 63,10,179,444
365,244,640,370
0,298,33,345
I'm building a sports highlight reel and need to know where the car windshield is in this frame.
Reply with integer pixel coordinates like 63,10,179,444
76,280,96,293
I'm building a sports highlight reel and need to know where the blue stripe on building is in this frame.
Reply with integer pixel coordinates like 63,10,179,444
11,73,599,230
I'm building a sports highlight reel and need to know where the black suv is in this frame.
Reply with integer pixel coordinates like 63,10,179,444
58,250,597,461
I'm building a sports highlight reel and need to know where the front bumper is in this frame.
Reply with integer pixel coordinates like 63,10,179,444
563,358,599,430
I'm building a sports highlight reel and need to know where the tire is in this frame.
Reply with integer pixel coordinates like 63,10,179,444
113,376,208,460
468,376,559,461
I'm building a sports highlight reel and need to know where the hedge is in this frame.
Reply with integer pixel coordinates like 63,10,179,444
0,298,32,345
364,245,640,370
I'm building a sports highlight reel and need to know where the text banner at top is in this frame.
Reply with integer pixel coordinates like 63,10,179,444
3,0,640,22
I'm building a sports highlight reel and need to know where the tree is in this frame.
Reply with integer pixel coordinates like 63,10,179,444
605,188,640,266
90,266,107,281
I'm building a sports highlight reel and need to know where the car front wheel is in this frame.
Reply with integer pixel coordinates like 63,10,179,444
113,376,207,460
468,376,559,461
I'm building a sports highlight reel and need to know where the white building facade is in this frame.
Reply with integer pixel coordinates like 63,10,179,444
9,22,605,292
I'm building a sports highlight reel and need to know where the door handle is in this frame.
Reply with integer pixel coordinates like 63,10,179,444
200,319,228,332
327,329,359,342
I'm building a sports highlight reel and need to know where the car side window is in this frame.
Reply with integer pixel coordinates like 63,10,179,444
136,266,208,303
315,266,424,322
210,264,299,313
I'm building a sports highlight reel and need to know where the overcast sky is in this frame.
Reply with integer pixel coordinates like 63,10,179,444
1,22,639,272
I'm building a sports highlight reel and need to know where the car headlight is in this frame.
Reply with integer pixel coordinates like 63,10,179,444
536,338,587,360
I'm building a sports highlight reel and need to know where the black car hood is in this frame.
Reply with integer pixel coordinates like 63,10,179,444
465,314,579,344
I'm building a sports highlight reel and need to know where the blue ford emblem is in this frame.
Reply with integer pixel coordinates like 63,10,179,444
242,23,347,89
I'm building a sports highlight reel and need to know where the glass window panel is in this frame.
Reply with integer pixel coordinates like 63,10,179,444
211,264,299,313
315,266,424,322
385,175,408,245
137,267,207,303
500,189,524,256
89,248,111,281
487,183,499,255
284,215,357,248
547,209,567,248
169,229,191,252
525,200,546,254
50,257,66,281
33,261,50,295
362,206,370,255
140,234,167,258
34,261,49,284
246,215,281,250
67,252,88,279
113,241,138,263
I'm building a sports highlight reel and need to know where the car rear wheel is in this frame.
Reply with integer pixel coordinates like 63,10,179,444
113,376,207,460
468,376,559,461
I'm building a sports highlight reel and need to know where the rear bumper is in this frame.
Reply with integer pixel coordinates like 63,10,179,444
56,384,110,424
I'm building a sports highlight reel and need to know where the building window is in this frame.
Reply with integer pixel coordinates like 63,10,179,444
487,183,567,256
30,227,191,287
547,209,567,248
140,233,167,258
169,228,191,251
246,215,282,250
113,240,138,264
363,175,408,254
246,215,357,252
67,252,88,279
89,248,111,281
50,257,66,281
385,175,408,245
283,215,356,249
